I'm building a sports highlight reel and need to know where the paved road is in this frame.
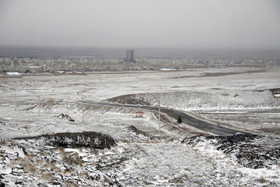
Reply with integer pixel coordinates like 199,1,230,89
86,101,243,136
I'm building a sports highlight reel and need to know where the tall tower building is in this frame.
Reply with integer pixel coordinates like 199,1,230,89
125,49,135,63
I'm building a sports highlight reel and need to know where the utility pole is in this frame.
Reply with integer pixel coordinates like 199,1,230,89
158,100,160,130
260,115,263,133
82,95,84,123
38,96,40,116
146,89,148,104
258,106,262,133
14,93,17,111
227,107,230,127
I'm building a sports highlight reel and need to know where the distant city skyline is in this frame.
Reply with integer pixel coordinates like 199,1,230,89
0,0,280,49
124,49,135,63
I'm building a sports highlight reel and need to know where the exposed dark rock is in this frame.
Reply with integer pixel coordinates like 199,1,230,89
37,183,48,187
270,88,280,95
15,181,23,185
55,113,75,122
13,131,116,149
96,157,128,170
127,125,141,135
183,133,280,169
0,181,5,187
106,94,150,105
48,181,62,186
127,125,149,137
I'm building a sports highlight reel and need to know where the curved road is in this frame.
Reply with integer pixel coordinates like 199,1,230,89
86,101,244,136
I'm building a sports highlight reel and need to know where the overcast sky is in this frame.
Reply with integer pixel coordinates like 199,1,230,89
0,0,280,49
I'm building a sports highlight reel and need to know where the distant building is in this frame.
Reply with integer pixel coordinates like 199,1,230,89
124,49,136,63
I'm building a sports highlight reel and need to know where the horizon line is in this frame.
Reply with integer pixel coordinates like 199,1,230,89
1,44,280,51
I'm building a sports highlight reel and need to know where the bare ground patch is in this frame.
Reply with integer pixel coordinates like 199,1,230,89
170,69,266,79
106,94,150,105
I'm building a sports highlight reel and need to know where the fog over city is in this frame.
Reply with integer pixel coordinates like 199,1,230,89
0,0,280,49
2,1,280,186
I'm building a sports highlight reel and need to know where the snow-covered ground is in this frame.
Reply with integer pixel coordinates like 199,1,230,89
1,67,280,186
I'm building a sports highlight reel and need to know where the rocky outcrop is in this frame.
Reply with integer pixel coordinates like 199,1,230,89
55,113,75,122
183,133,280,169
14,131,116,149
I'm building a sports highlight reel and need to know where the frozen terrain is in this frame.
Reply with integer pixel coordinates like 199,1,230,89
1,67,280,186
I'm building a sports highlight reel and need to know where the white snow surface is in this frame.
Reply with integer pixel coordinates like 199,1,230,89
1,67,280,186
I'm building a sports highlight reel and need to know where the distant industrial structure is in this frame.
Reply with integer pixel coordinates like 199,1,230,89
124,49,136,63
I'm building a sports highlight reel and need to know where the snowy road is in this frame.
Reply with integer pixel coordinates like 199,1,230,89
85,101,243,136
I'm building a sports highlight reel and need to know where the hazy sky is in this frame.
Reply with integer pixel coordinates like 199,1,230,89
0,0,280,49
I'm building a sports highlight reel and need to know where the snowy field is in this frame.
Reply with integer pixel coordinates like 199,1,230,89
1,67,280,186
